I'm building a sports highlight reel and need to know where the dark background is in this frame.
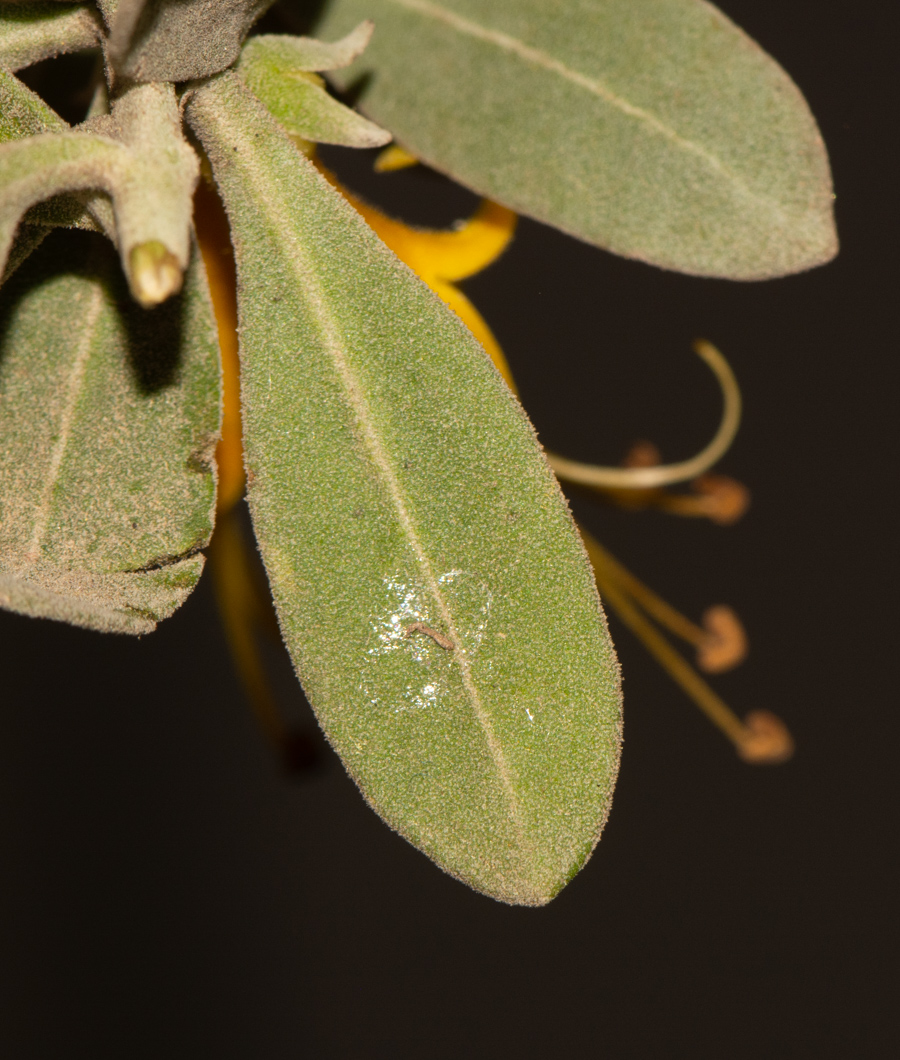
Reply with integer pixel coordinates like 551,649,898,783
1,1,897,1056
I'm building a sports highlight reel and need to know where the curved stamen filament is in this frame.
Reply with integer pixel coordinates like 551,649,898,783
547,339,741,490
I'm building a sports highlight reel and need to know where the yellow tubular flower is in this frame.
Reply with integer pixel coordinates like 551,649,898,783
318,166,520,393
195,179,245,515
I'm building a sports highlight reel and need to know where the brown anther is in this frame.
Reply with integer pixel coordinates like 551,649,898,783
736,710,794,765
696,605,748,673
689,474,751,525
623,439,662,468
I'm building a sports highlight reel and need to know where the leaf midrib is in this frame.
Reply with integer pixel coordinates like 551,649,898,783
25,281,104,561
229,111,530,844
384,0,792,222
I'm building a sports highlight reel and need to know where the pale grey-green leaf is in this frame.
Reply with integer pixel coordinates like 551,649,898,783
315,0,837,279
108,0,275,81
186,72,621,906
237,37,391,148
0,2,101,71
0,232,220,633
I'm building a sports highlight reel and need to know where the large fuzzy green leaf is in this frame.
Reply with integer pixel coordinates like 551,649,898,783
315,0,837,279
0,232,220,634
186,72,621,906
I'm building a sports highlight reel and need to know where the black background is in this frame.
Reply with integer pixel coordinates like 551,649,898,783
2,1,897,1056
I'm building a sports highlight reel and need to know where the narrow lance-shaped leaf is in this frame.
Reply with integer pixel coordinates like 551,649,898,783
108,0,276,82
0,231,221,634
0,2,100,72
186,73,622,906
236,33,392,149
315,0,837,280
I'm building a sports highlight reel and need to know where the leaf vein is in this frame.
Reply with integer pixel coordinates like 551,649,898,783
386,0,786,219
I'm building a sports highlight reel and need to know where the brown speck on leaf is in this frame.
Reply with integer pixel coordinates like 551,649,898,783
405,622,454,651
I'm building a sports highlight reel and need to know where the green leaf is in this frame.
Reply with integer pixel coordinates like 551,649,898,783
314,0,837,280
0,231,221,634
244,20,376,72
0,67,66,142
0,2,101,72
0,82,199,306
236,34,392,148
108,0,276,81
0,71,108,240
186,72,621,906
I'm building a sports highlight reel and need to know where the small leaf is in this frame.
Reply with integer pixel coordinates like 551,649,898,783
236,36,391,148
186,73,621,905
108,0,275,81
0,2,101,72
315,0,837,279
0,82,199,306
0,231,221,634
0,71,109,240
244,20,375,72
0,67,66,142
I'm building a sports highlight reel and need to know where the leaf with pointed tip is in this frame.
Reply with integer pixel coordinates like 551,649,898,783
108,0,275,82
248,20,375,72
237,36,391,148
0,67,66,142
186,72,621,906
315,0,837,280
0,2,101,72
0,231,220,634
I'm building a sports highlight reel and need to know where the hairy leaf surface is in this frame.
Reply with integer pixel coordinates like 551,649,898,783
315,0,837,279
186,73,621,906
0,67,66,142
0,2,100,72
0,82,198,305
0,232,220,633
108,0,276,81
237,35,391,148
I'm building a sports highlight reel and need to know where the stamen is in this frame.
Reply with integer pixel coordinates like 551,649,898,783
696,605,748,673
623,440,661,468
547,340,741,490
581,525,788,763
584,530,709,646
737,710,795,765
656,474,750,524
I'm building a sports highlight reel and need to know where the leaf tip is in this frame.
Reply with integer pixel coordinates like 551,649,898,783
128,241,184,307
